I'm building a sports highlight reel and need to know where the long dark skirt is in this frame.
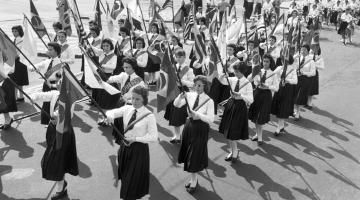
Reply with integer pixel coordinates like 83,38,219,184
41,82,57,125
42,123,79,181
164,100,188,126
309,70,319,96
249,88,272,125
295,75,312,106
271,83,296,119
178,119,209,173
330,11,338,24
209,78,231,110
118,142,150,200
337,21,348,35
13,58,29,86
0,76,17,113
96,82,120,110
219,99,249,140
145,58,160,73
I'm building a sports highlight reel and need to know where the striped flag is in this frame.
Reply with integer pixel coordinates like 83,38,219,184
110,0,124,20
69,1,86,45
173,0,185,27
159,0,173,11
0,31,18,68
157,46,179,112
193,22,207,64
208,12,217,36
55,64,86,149
57,0,72,36
94,0,102,30
184,3,195,40
29,0,48,38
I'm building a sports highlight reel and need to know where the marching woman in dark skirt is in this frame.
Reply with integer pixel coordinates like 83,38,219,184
294,44,316,120
0,59,17,129
307,48,324,109
91,38,118,125
218,62,254,162
272,56,298,136
249,54,279,145
30,80,79,200
31,42,63,125
175,75,215,193
106,86,158,200
164,48,194,144
11,25,29,101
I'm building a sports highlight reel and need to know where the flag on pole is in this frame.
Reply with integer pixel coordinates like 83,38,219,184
0,31,18,67
159,0,173,11
55,64,86,149
30,0,48,38
57,0,72,36
104,1,115,38
157,46,179,112
22,17,38,62
126,1,143,31
193,21,207,65
208,13,217,37
0,51,8,81
83,52,120,95
184,3,195,40
94,0,102,30
111,0,125,20
173,0,185,27
217,14,227,62
69,2,87,45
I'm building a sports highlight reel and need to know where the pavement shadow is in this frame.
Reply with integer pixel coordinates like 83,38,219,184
188,184,224,200
149,173,178,200
12,102,40,123
206,157,227,178
98,126,115,147
77,158,92,179
232,162,295,200
109,155,118,182
237,143,317,174
157,123,173,138
0,165,13,193
347,42,360,48
0,128,34,160
158,140,180,167
72,113,92,134
292,187,322,200
208,127,228,144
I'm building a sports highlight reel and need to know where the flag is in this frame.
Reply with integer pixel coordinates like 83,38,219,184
57,0,72,36
0,51,8,81
208,13,217,37
226,16,243,44
159,0,173,11
104,1,115,38
157,46,179,112
126,3,143,31
229,0,235,12
95,0,102,30
217,14,227,62
56,64,86,149
228,5,237,26
83,51,120,95
149,10,168,36
193,22,207,64
69,1,87,45
210,35,224,73
173,0,185,27
184,3,195,40
111,0,124,20
30,0,48,38
0,31,18,67
22,17,38,62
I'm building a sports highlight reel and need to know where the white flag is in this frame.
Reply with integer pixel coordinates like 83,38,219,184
22,17,38,62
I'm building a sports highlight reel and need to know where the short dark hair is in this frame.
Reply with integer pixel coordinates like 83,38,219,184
233,61,248,75
11,25,24,37
101,38,114,50
227,43,237,51
263,54,276,71
48,42,61,56
90,26,101,36
119,27,130,36
57,30,67,37
175,48,186,57
194,75,210,94
135,37,145,48
171,35,183,48
302,44,310,52
269,35,277,41
198,17,206,24
123,57,138,71
132,86,149,105
151,23,159,34
53,22,63,30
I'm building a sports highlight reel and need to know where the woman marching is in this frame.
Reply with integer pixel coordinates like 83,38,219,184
249,54,279,145
106,86,158,200
124,37,148,80
294,44,316,120
307,48,324,109
338,6,356,44
218,62,254,162
175,75,215,193
164,48,195,144
30,76,79,200
11,25,29,102
271,55,298,136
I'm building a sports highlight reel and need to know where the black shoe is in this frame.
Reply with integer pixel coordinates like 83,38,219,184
251,135,258,141
16,98,25,102
224,154,233,162
186,180,198,193
97,119,107,126
304,105,313,110
279,128,286,134
185,181,191,188
274,131,280,136
170,138,181,144
257,141,264,146
51,189,68,200
0,119,13,130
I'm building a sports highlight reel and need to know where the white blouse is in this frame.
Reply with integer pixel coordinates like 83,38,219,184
92,49,117,73
176,64,195,88
219,76,254,104
340,13,354,23
124,48,148,68
107,72,146,102
173,92,215,124
33,57,63,82
274,64,298,85
314,55,325,70
253,69,279,93
59,41,75,65
30,90,60,118
295,54,316,77
106,105,158,144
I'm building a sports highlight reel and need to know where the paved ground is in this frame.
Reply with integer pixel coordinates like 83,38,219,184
1,1,360,200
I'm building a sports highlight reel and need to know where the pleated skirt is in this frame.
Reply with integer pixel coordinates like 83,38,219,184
271,83,296,119
42,123,79,181
41,82,57,125
96,87,121,110
219,99,249,140
118,142,150,200
178,119,209,173
164,100,188,126
295,75,312,106
309,70,319,96
0,76,17,113
209,78,231,105
13,58,29,86
249,88,272,125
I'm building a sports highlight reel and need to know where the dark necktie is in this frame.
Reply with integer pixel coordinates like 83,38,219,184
47,60,54,71
121,75,131,95
127,109,137,129
298,57,305,74
133,49,139,57
234,79,240,92
261,70,267,84
192,94,200,110
125,75,131,85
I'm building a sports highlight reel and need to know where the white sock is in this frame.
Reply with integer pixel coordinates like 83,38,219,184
56,180,64,192
278,119,285,130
